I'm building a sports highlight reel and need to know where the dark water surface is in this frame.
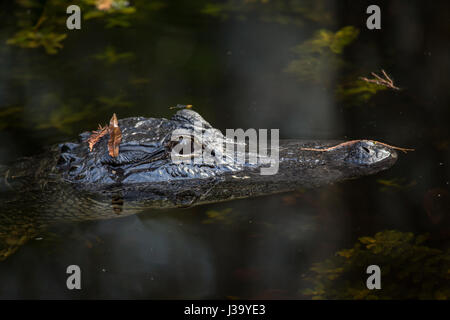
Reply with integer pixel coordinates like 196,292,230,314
0,0,449,299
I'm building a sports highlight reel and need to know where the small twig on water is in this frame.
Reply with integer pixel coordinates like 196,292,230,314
360,69,401,90
300,140,414,154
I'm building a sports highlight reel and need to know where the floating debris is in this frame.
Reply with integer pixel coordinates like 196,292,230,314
87,124,109,152
360,69,401,91
169,104,193,110
108,113,122,158
300,140,414,154
86,113,122,157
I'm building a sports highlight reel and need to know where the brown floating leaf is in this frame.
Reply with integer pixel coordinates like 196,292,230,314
87,124,108,151
107,113,122,158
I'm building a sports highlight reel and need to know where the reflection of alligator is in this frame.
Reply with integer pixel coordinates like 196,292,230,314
0,109,398,260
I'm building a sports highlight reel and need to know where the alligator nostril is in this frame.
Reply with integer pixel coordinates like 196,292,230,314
362,147,370,153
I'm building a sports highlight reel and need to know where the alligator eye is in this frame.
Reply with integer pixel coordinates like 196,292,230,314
169,134,203,156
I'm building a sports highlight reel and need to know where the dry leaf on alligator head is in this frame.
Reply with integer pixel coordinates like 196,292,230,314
87,124,108,151
107,113,122,157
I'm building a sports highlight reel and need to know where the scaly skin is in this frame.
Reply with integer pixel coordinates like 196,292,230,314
0,110,399,260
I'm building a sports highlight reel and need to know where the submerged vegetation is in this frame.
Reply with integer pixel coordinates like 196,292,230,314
302,230,450,299
336,70,401,107
2,0,390,136
94,46,134,65
377,178,417,191
7,29,67,55
285,26,359,84
202,208,234,225
7,0,137,54
0,0,447,300
335,79,388,106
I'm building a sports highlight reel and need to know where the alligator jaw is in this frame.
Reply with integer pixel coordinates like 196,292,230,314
193,139,399,203
105,139,399,208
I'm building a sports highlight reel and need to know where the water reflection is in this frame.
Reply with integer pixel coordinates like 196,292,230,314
0,0,448,299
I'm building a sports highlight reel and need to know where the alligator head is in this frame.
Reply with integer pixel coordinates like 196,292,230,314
57,110,246,185
0,110,401,261
54,109,398,207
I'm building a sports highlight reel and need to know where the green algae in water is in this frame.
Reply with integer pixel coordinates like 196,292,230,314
335,79,388,107
302,230,450,300
6,0,137,55
7,30,67,55
285,26,359,84
93,46,135,65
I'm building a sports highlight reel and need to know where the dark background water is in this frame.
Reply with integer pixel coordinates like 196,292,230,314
0,0,448,299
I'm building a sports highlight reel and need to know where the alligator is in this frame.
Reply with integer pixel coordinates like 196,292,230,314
0,109,401,260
